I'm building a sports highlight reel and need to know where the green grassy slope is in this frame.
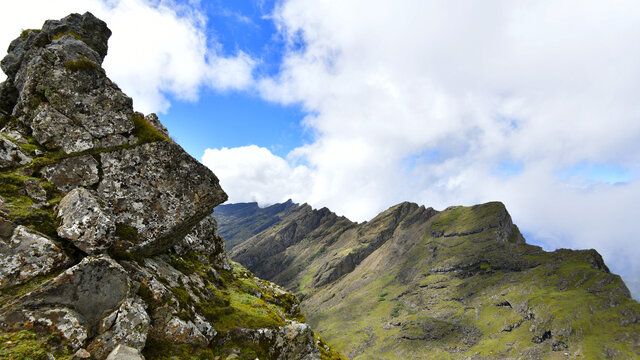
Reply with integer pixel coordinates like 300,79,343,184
229,201,640,359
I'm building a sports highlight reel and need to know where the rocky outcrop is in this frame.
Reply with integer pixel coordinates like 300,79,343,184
0,12,340,360
98,141,226,256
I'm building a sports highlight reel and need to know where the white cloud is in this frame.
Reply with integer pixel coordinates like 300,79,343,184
0,0,255,113
220,0,640,296
201,145,313,206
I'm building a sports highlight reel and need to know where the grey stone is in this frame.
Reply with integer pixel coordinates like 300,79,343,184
40,12,112,62
22,255,129,332
105,344,145,360
98,141,227,255
0,225,70,288
30,103,94,154
87,297,150,360
57,188,115,254
23,178,47,201
26,307,89,351
41,155,99,192
0,135,32,168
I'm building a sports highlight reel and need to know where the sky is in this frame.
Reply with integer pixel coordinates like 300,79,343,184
1,0,639,299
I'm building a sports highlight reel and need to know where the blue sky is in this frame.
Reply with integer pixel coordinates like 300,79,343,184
1,0,640,299
155,0,313,158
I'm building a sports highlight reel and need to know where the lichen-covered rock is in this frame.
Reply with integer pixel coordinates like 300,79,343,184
0,225,70,288
105,344,145,360
173,215,231,271
41,154,100,192
221,321,321,360
23,178,47,201
98,141,227,255
30,103,95,153
57,188,115,254
3,12,134,154
150,316,209,347
87,297,150,360
0,135,32,168
22,255,129,331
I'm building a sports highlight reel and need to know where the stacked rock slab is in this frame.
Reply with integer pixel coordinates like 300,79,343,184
0,13,342,360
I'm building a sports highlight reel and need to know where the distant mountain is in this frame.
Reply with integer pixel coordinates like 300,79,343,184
225,201,640,359
215,199,298,249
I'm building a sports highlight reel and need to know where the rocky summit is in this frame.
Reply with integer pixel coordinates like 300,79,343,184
222,201,640,359
0,13,343,360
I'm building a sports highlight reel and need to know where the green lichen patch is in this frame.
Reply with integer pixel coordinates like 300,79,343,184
0,330,73,360
132,113,169,145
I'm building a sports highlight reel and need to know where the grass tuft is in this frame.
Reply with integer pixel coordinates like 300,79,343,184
132,113,169,144
65,58,100,72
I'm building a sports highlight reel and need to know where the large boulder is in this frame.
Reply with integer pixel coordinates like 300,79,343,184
0,224,70,288
98,141,227,255
21,255,130,332
57,188,116,254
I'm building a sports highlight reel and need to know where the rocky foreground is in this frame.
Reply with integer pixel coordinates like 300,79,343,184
0,13,342,360
223,201,640,359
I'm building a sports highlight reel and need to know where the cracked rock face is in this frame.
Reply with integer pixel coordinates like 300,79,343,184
0,225,70,288
41,154,100,192
87,296,150,360
98,141,227,256
22,255,130,332
57,188,115,254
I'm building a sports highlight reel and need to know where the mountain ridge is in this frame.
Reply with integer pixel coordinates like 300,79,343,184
220,200,640,359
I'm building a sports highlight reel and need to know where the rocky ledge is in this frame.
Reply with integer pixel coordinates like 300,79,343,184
0,12,342,360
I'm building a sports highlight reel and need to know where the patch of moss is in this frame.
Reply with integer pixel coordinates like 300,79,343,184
65,58,100,72
0,330,72,360
115,223,139,243
0,172,61,238
51,30,82,41
19,29,41,40
132,113,169,144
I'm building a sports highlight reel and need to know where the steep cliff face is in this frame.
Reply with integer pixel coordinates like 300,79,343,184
0,13,343,360
226,201,640,359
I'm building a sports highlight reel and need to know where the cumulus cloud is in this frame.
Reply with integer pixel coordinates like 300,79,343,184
201,145,313,206
0,0,255,113
205,0,640,296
